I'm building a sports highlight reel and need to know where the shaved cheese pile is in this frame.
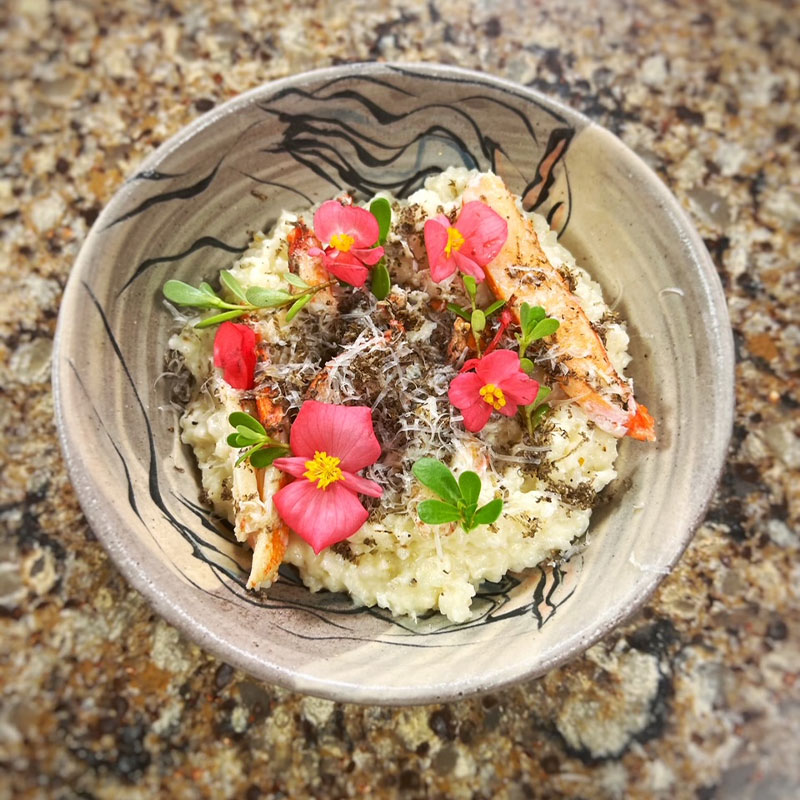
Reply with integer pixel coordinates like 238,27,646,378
170,168,632,623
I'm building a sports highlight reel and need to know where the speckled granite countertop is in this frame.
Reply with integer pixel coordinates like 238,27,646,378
1,0,798,797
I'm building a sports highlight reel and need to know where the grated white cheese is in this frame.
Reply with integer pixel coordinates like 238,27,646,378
170,168,629,622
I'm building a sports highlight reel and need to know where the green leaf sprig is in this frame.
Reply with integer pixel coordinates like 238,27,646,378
227,411,290,468
522,385,553,435
412,457,503,533
514,302,560,434
369,197,392,301
163,270,335,328
447,275,505,355
516,302,560,372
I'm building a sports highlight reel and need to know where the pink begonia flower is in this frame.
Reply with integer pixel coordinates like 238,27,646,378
449,349,539,433
273,401,383,553
309,200,384,288
213,321,256,390
423,201,508,283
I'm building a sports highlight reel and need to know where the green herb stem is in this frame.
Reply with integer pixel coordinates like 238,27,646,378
163,276,338,328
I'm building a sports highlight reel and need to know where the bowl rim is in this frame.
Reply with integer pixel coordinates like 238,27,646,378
53,61,735,704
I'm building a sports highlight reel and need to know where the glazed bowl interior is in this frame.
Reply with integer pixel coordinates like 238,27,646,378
54,63,733,704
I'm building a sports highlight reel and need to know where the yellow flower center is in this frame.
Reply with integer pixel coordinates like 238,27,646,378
444,226,464,256
479,383,507,410
303,450,344,490
330,232,355,252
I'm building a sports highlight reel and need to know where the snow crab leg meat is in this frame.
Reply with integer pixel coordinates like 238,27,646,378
229,334,290,590
463,173,655,441
287,220,335,310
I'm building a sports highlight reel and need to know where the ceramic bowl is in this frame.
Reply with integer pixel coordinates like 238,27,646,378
54,63,733,704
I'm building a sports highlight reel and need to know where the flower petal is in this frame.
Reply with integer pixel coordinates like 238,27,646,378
474,349,523,384
312,202,381,250
341,471,383,498
312,200,349,244
430,254,457,283
456,201,508,266
273,479,368,554
213,321,256,390
452,250,485,282
459,399,493,432
499,372,540,406
350,245,384,266
496,401,520,417
339,205,381,248
423,219,449,275
289,401,381,471
321,251,370,287
448,371,484,410
273,456,308,479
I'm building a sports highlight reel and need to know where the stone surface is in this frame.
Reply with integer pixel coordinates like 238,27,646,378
1,0,798,797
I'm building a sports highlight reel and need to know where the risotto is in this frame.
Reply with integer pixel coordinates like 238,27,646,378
165,167,653,623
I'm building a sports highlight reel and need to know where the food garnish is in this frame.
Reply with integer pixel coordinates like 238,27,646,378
226,411,290,468
271,401,383,553
448,350,540,433
447,274,506,356
523,385,553,435
423,200,507,283
213,322,256,390
413,458,503,533
516,302,561,373
308,200,385,288
368,197,392,300
163,269,335,328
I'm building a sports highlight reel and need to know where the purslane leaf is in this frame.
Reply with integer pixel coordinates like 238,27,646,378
371,259,391,301
412,458,462,506
234,443,262,467
227,433,243,447
418,500,462,525
533,385,552,406
470,308,486,334
220,270,248,303
462,275,478,304
163,280,218,308
473,498,503,526
530,404,551,429
458,471,481,507
447,302,471,321
229,412,266,436
235,425,265,443
245,286,294,308
283,272,310,289
199,281,218,297
461,503,479,531
484,299,506,317
370,197,392,245
285,292,313,321
194,309,245,328
520,303,545,334
520,357,535,374
249,446,287,469
531,318,560,340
